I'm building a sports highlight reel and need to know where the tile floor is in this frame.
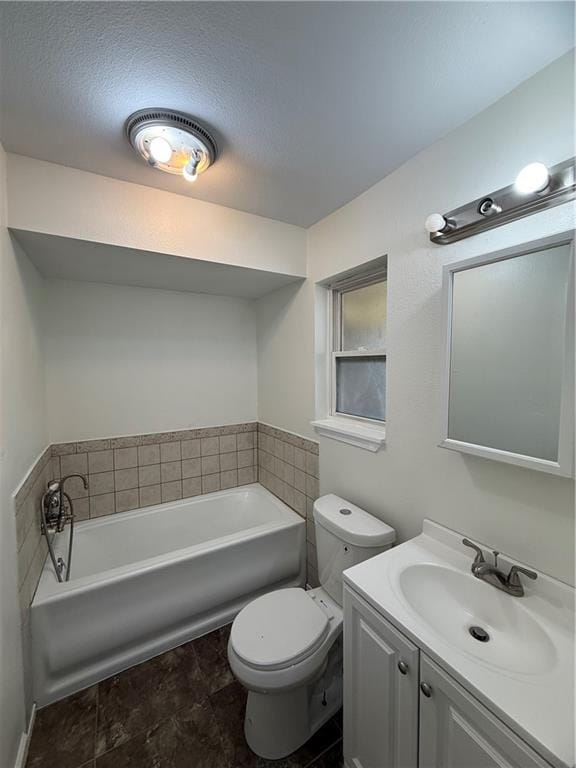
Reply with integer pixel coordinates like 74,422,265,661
25,625,343,768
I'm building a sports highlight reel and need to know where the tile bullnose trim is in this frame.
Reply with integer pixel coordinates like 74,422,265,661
257,422,319,455
53,422,259,455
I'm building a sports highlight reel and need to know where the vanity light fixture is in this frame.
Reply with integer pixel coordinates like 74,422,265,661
425,157,575,244
125,109,217,183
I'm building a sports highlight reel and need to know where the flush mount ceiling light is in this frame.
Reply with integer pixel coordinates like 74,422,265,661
125,109,217,183
425,157,575,244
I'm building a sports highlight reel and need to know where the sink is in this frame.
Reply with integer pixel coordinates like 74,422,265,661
397,562,557,674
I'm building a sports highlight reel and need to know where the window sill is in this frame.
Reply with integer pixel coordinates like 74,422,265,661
311,418,386,452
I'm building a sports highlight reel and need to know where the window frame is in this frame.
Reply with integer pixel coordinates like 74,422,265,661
329,268,388,427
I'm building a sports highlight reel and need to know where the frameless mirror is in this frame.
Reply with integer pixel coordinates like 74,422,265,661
441,234,574,476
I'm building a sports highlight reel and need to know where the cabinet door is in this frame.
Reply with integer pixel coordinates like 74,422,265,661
419,655,551,768
344,586,419,768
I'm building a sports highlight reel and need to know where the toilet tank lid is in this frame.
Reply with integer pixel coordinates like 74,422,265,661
313,494,395,547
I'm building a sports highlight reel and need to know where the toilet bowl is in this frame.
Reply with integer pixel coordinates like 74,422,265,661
228,494,396,760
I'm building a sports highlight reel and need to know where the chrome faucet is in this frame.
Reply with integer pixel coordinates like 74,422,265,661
462,539,537,597
41,474,88,583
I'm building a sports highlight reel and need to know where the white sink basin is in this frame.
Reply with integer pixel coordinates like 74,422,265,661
397,562,556,674
343,520,575,768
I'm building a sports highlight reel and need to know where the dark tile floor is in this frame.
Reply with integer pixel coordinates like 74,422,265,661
25,625,343,768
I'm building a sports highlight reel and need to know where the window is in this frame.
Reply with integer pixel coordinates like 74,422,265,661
331,271,387,425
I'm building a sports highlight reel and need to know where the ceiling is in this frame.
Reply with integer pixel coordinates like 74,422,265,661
11,231,302,299
0,2,573,228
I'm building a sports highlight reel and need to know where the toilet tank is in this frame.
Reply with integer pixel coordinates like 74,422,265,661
313,494,395,605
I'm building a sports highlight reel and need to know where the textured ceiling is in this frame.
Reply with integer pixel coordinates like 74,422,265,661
0,2,573,227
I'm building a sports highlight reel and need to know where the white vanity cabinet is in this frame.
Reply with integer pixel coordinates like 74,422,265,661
344,586,554,768
344,584,420,768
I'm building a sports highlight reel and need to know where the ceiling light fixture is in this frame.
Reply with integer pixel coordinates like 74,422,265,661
125,109,217,182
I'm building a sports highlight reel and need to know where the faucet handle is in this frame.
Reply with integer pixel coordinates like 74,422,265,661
462,538,485,566
507,565,537,589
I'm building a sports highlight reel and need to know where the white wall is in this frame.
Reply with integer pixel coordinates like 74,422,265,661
258,52,575,584
6,155,307,278
0,143,47,767
46,279,258,442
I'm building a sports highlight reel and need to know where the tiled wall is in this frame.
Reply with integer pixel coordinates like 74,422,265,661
13,448,52,622
51,423,258,519
257,423,320,587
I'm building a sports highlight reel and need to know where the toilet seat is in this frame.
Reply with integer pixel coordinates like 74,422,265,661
230,588,329,670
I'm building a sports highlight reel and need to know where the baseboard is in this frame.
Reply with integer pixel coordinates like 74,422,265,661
14,703,36,768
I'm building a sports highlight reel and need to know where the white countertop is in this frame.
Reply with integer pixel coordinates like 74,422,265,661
343,520,575,768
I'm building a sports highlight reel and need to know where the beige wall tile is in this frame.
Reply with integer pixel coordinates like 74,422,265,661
50,456,61,478
88,449,114,474
220,470,238,489
293,489,306,517
61,452,88,476
72,497,90,521
161,481,182,503
293,468,306,493
219,434,237,454
64,475,89,500
181,439,201,459
306,517,316,545
202,474,220,494
236,432,254,450
114,447,138,469
161,461,182,483
182,477,202,498
90,493,115,518
238,466,256,485
283,442,295,466
138,444,160,466
220,452,238,471
305,474,319,500
138,464,160,487
115,468,139,491
116,489,139,513
282,463,295,486
201,455,220,475
293,447,305,472
160,442,181,462
182,458,201,479
305,452,319,478
237,449,253,469
89,471,115,495
200,437,219,456
139,484,161,508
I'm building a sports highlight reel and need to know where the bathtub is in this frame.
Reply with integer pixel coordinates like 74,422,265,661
31,484,305,706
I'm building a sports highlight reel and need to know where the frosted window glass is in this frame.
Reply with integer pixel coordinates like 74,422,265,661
342,281,387,351
448,243,571,461
336,357,386,421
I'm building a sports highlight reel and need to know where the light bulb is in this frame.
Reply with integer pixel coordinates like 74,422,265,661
149,136,172,164
425,213,447,234
514,162,549,195
183,157,199,183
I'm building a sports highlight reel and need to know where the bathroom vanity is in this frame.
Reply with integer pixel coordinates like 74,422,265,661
342,521,574,768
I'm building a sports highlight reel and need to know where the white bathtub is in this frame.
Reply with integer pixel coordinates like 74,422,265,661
31,484,305,706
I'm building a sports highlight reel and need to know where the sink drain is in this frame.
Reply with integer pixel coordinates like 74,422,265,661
469,626,490,643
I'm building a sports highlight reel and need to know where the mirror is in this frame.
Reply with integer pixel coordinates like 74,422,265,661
441,233,574,476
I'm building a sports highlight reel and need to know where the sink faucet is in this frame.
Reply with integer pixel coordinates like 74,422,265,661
462,539,537,597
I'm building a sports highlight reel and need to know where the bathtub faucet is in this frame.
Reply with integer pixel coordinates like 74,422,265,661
42,474,88,533
41,474,88,584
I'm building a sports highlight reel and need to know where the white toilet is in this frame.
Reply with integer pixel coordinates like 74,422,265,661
227,493,395,760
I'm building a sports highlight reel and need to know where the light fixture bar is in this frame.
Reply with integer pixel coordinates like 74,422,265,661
428,157,575,245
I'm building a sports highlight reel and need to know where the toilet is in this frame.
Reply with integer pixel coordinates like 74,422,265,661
227,493,396,759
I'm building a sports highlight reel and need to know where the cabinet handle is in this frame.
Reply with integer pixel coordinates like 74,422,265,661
397,660,408,675
420,682,432,698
